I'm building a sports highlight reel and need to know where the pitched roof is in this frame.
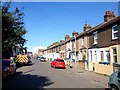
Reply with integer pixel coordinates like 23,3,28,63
87,16,120,33
45,16,120,50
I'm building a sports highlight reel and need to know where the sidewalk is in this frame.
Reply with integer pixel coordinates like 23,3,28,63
66,65,109,86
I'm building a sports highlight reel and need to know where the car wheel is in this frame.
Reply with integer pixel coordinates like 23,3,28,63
54,65,56,69
13,68,17,75
110,85,119,90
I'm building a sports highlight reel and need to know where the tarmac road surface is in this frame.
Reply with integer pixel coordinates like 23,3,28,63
2,59,109,89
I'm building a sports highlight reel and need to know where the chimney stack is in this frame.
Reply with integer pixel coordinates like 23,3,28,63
104,11,115,22
65,35,70,41
60,40,65,43
72,31,78,37
84,24,92,31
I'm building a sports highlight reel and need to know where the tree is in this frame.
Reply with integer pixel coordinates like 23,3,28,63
2,2,27,58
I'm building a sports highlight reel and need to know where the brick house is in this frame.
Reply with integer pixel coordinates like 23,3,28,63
65,35,71,60
87,11,120,75
65,32,79,67
45,40,66,61
38,49,45,56
59,40,66,59
49,42,60,61
70,32,79,62
74,24,92,70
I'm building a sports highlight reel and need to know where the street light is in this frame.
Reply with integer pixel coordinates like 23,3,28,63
74,35,77,68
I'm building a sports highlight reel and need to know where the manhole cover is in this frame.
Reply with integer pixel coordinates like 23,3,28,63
78,71,84,73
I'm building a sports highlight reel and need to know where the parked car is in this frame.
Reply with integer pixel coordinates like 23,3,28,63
27,52,33,59
36,56,41,60
40,57,46,62
51,58,65,69
2,59,17,79
108,69,120,90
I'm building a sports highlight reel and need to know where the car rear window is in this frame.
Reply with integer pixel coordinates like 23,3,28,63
56,60,64,62
2,61,10,66
41,57,45,59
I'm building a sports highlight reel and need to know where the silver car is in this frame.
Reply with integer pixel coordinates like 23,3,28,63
108,69,120,90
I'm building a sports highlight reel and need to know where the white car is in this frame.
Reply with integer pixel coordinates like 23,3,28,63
40,57,46,62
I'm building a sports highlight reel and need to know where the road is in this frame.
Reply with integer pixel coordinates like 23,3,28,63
2,59,109,89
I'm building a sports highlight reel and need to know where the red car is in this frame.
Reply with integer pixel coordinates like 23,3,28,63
51,58,66,69
2,59,17,79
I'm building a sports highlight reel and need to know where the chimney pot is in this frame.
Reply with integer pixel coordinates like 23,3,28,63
84,24,92,31
65,35,70,41
104,10,115,22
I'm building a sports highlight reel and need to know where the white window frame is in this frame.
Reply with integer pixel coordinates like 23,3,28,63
112,47,117,63
100,51,104,62
93,31,98,44
105,50,110,62
94,51,97,62
112,25,118,40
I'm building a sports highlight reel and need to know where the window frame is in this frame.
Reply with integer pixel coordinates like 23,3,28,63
82,37,84,46
112,47,117,63
100,51,104,62
106,50,110,62
93,31,98,44
112,25,118,40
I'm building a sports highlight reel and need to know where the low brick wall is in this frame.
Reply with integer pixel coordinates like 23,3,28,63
88,62,114,76
94,63,113,76
75,61,88,70
88,62,94,71
66,61,88,70
77,62,85,70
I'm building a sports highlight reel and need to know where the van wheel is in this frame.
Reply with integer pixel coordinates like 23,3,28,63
110,85,119,90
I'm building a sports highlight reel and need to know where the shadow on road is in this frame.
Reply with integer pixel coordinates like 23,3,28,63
16,62,35,69
2,71,54,89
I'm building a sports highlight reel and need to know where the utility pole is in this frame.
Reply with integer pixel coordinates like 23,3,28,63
74,35,77,68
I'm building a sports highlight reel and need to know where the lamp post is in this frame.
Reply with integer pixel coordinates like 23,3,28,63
74,35,77,68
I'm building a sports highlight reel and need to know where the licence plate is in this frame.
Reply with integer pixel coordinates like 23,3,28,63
59,65,63,66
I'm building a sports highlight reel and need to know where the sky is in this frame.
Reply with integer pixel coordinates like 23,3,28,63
8,2,119,54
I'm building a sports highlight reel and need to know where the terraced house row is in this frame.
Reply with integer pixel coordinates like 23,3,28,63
43,11,120,76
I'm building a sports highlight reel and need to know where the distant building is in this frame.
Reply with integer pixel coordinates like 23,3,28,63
38,49,45,56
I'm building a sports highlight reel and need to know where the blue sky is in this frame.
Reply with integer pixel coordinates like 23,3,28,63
9,2,118,53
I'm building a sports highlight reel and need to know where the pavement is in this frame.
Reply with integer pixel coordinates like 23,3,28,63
66,65,109,87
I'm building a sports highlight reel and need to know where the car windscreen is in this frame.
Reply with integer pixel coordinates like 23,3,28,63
2,61,10,66
117,71,120,78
